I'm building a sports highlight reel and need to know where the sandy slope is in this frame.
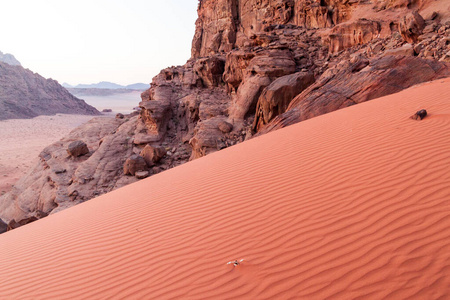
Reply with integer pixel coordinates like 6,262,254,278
0,79,449,299
0,114,95,194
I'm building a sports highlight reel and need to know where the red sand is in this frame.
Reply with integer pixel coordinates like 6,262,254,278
0,79,449,299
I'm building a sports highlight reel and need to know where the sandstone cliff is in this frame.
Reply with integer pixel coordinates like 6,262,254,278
0,62,99,120
1,0,449,232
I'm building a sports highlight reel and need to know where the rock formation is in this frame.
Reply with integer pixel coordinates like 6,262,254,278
1,0,449,231
0,62,99,120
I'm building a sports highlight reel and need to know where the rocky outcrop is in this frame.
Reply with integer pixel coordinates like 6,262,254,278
192,0,448,58
253,71,315,131
0,62,99,120
257,56,450,134
326,19,382,53
0,117,136,224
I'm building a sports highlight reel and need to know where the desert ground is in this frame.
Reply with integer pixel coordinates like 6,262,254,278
0,78,448,299
0,114,95,194
80,91,142,114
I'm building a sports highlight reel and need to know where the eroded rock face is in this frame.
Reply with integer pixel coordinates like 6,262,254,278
193,56,226,87
258,56,450,134
192,0,239,58
229,49,297,122
326,19,382,53
253,71,315,131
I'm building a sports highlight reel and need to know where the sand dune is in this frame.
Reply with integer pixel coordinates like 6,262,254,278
0,79,449,299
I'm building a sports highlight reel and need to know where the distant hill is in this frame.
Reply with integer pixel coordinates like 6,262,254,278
63,81,149,90
67,88,144,97
0,62,100,120
124,83,149,90
0,51,21,66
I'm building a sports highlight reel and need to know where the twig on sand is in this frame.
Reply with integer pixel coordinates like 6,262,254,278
227,259,244,267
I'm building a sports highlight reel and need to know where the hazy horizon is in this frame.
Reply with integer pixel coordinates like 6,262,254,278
0,0,198,86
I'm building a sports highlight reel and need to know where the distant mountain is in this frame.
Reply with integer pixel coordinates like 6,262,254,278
0,51,21,66
62,82,74,88
63,81,149,90
67,88,143,97
125,83,149,90
0,61,100,120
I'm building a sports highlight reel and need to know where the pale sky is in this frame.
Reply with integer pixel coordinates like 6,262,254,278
0,0,198,86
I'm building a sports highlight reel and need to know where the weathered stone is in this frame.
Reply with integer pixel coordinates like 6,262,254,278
253,72,315,131
116,113,124,119
135,171,150,179
326,19,381,53
229,49,296,122
67,141,89,157
218,121,233,133
399,11,425,43
410,109,427,120
259,56,450,134
193,56,225,87
123,155,147,176
140,145,167,167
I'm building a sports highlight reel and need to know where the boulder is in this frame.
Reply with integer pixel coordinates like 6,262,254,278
218,121,233,133
116,113,124,119
410,109,427,120
398,11,425,43
67,141,89,157
140,145,167,167
123,155,147,176
135,171,150,179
